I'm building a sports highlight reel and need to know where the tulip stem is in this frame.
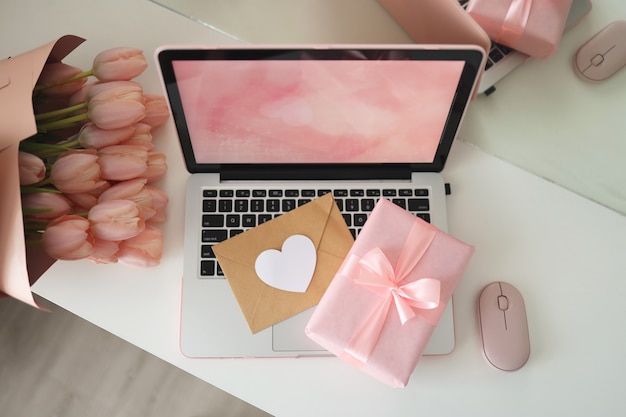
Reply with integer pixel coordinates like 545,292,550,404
34,69,95,92
19,141,77,159
20,186,62,194
38,113,90,132
35,102,87,121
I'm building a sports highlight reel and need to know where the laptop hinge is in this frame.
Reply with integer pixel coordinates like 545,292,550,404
219,164,412,181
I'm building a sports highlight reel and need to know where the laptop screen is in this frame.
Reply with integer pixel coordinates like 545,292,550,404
157,47,483,177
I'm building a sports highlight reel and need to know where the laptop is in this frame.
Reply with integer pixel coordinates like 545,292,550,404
156,44,484,358
378,0,593,95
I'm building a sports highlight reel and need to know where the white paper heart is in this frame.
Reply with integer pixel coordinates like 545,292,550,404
254,234,317,293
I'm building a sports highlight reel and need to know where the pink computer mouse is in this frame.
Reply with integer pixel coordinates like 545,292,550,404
478,281,530,371
574,20,626,82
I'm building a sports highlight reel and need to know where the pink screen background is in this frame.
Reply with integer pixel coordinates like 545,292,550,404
173,59,464,164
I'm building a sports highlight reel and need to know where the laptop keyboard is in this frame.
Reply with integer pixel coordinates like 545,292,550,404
199,187,431,278
458,0,515,71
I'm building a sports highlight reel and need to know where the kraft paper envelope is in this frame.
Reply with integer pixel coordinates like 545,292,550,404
213,193,354,334
0,35,85,308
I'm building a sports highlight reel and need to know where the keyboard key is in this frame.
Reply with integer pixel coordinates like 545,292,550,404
201,245,214,258
250,199,264,212
298,199,311,206
416,213,431,223
282,199,296,212
302,190,316,197
234,200,248,212
350,189,365,197
408,198,430,212
230,229,244,237
345,199,359,211
201,260,215,276
266,199,280,212
415,189,429,196
399,189,412,196
366,189,381,197
285,189,299,197
203,190,217,197
342,213,352,226
202,229,228,242
318,189,331,197
253,189,266,197
383,189,396,196
236,190,250,197
334,189,349,197
354,214,368,227
219,190,234,197
202,214,224,227
226,214,240,227
392,198,406,209
361,199,376,211
202,199,217,212
489,48,504,63
242,215,256,228
218,200,233,212
269,189,283,197
258,214,272,224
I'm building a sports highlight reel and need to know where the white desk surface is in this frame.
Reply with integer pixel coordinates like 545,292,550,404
3,0,626,416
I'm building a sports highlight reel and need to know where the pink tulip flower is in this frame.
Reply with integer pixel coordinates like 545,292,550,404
145,185,168,224
86,80,143,101
117,224,164,267
22,192,73,220
142,152,167,183
18,151,46,185
65,182,111,211
88,199,145,241
42,215,95,261
88,238,120,264
98,178,156,221
87,82,146,130
97,145,149,181
92,47,148,81
50,150,108,194
68,81,100,106
77,122,135,149
36,62,88,96
141,94,170,129
118,123,153,150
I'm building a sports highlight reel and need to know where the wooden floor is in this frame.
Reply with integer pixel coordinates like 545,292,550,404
0,296,272,417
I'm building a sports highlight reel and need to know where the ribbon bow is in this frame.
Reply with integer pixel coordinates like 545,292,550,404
341,224,441,365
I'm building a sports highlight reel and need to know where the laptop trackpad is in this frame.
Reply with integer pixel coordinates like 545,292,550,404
272,307,326,352
272,301,456,354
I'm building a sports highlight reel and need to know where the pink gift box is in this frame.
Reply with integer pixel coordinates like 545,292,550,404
467,0,573,59
305,198,474,387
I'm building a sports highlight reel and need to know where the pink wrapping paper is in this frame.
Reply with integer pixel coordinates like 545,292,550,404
467,0,573,59
0,35,85,308
305,198,474,387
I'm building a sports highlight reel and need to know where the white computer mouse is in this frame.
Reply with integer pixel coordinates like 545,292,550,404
574,20,626,82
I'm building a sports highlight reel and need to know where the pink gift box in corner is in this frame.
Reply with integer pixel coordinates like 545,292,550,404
0,35,85,309
305,198,474,387
467,0,573,59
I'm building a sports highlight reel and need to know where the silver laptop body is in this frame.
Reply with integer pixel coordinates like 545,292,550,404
156,44,484,358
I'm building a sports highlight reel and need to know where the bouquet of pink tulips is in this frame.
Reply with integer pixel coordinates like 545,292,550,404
19,46,170,267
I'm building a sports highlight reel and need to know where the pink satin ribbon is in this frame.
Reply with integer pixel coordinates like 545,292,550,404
496,0,533,47
340,222,441,365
